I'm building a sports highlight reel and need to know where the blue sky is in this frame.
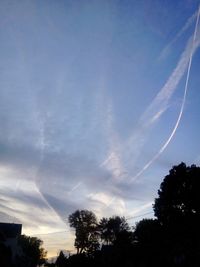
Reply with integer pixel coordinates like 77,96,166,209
0,0,200,256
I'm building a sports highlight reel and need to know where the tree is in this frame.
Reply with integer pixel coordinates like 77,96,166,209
55,251,68,267
154,162,200,225
44,264,56,267
68,210,99,254
132,218,165,266
16,235,47,267
153,162,200,266
98,217,109,245
134,219,161,244
99,216,129,245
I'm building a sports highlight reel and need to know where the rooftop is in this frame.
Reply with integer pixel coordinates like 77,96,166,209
0,222,22,239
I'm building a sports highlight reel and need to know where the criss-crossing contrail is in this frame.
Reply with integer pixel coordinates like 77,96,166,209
130,5,200,182
159,9,198,61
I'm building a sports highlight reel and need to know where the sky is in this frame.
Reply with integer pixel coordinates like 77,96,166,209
0,0,200,257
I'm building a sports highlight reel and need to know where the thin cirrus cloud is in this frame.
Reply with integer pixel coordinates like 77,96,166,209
129,5,200,182
159,8,198,61
35,4,200,217
101,5,200,185
0,0,199,257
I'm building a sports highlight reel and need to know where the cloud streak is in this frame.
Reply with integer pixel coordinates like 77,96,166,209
99,5,200,192
159,9,198,61
130,4,200,182
100,101,126,182
0,1,199,256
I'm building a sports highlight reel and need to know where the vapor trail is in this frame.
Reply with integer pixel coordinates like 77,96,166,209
159,9,198,61
131,5,200,182
101,101,126,181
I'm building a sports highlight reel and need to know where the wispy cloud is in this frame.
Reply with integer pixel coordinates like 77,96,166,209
0,1,199,257
100,101,127,182
129,5,200,182
127,201,153,218
100,5,200,184
159,9,198,61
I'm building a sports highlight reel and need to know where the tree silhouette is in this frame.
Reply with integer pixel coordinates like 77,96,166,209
134,218,161,244
16,235,47,267
154,162,200,225
55,251,68,267
65,163,200,266
98,217,109,245
99,216,129,245
153,162,200,266
133,218,165,267
68,210,99,254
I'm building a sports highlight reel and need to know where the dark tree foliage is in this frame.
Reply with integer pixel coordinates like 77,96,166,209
134,218,162,244
55,251,68,267
64,163,200,267
97,216,132,267
153,162,200,266
68,210,99,254
133,219,164,267
98,216,129,245
98,218,109,244
16,235,47,267
154,162,200,225
67,253,93,267
44,263,56,267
